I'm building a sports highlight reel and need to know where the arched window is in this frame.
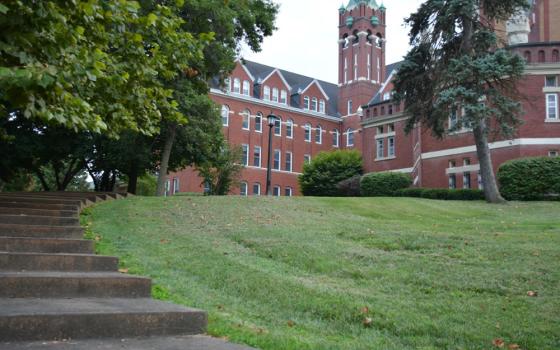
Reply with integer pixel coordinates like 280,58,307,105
240,182,248,196
553,50,560,62
346,128,354,147
524,51,532,63
304,123,311,142
319,99,326,114
242,109,250,130
376,33,383,48
538,50,546,63
221,105,229,126
342,34,349,48
255,112,263,132
367,30,373,44
242,80,250,95
286,119,294,138
272,88,279,102
303,96,310,110
352,30,359,44
311,97,318,111
332,129,340,148
263,86,271,100
233,78,241,93
274,116,282,136
315,125,322,144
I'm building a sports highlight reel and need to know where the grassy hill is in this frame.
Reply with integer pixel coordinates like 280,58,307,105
83,196,560,350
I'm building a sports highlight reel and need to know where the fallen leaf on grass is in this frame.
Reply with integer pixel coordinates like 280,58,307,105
508,344,520,350
94,235,102,242
527,291,538,297
287,320,295,327
160,239,170,244
118,268,129,274
362,317,373,328
492,338,505,348
360,306,369,314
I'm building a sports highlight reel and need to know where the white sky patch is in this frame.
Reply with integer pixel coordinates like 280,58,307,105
240,0,425,83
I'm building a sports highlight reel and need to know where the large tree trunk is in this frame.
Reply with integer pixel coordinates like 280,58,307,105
473,121,506,203
156,123,177,196
127,166,139,195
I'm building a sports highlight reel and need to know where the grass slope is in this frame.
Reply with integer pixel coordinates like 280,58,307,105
83,196,560,350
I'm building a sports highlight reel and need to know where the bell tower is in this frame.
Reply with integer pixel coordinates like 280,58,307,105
338,0,387,117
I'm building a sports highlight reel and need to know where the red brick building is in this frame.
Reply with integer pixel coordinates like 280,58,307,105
168,0,560,196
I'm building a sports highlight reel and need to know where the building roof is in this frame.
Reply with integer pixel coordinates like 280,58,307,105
345,0,380,11
367,60,404,106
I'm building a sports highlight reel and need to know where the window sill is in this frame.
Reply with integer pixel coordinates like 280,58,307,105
375,156,396,162
447,129,472,135
545,118,560,123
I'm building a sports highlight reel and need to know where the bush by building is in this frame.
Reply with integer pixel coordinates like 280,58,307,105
299,150,363,196
336,175,362,197
360,172,412,197
395,188,485,200
497,157,560,201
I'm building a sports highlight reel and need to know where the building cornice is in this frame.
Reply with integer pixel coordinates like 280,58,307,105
361,112,407,128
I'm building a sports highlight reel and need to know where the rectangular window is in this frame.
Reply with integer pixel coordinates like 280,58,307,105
274,118,282,136
333,130,339,148
253,183,261,196
549,150,559,157
376,139,384,159
304,154,311,164
273,186,281,197
240,182,248,196
367,54,371,80
449,160,456,168
255,114,262,132
354,54,358,79
315,127,322,144
280,90,288,104
304,125,311,142
319,100,326,114
545,76,557,87
286,120,293,138
388,124,395,133
242,144,249,166
463,158,471,166
303,96,310,110
449,174,457,189
449,110,458,129
253,146,261,167
546,94,558,119
172,178,179,194
264,86,271,100
272,88,279,102
242,80,250,95
347,100,353,115
388,137,395,157
242,111,250,130
273,149,281,170
377,126,384,134
285,152,292,172
311,98,318,111
463,173,471,189
347,129,354,147
284,187,293,197
233,79,241,93
344,58,348,83
224,78,231,92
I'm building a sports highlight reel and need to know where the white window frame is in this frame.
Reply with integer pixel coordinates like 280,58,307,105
449,174,457,189
304,154,311,164
347,100,353,115
344,58,348,83
388,137,395,157
449,110,459,129
354,54,358,79
273,186,281,197
304,123,311,142
242,80,250,96
272,88,279,102
274,118,282,136
255,113,262,133
376,139,384,159
315,125,322,144
253,183,261,196
303,96,310,110
311,97,318,111
549,150,558,157
333,129,340,148
319,99,326,114
285,151,293,172
240,182,248,196
346,128,354,147
241,144,249,166
273,149,281,170
545,76,557,87
172,177,179,195
263,86,271,100
280,90,288,105
224,78,231,92
233,78,241,94
546,93,558,120
463,172,471,189
284,187,293,197
286,119,294,139
367,54,371,80
242,110,250,130
221,105,229,126
253,146,262,167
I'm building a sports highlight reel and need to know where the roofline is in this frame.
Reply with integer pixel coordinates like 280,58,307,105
261,68,292,90
300,79,330,101
235,59,255,82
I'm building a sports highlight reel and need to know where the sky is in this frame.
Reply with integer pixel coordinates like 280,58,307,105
241,0,425,84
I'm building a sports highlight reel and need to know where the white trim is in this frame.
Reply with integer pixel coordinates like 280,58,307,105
388,167,414,173
422,138,560,159
253,146,262,168
375,131,396,139
261,68,292,90
543,87,560,93
210,88,341,122
245,165,302,176
362,114,408,128
235,59,255,82
546,93,558,120
375,156,396,162
285,151,293,172
446,164,480,175
300,79,330,101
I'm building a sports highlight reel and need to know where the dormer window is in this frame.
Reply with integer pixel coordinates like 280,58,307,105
224,78,231,92
319,100,326,114
242,80,250,96
383,92,391,101
264,86,271,100
303,96,310,110
280,90,288,104
233,78,241,94
311,97,318,111
272,88,279,102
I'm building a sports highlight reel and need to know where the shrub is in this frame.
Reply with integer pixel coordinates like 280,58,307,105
360,172,412,197
136,174,157,196
394,188,485,200
498,157,560,201
337,175,362,197
299,150,363,196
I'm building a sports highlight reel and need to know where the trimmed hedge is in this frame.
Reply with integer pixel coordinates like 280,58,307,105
299,150,363,196
497,157,560,201
360,172,412,197
337,175,361,197
395,188,485,200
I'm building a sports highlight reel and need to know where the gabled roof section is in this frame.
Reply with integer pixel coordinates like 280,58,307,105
261,68,292,90
301,80,330,101
367,60,404,106
235,58,255,82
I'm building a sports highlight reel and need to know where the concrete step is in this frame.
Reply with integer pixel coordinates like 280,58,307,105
0,237,93,254
0,252,117,272
0,271,151,298
0,196,87,207
0,298,207,341
0,214,79,226
0,224,83,239
0,207,78,218
0,201,78,212
0,192,104,204
0,335,256,349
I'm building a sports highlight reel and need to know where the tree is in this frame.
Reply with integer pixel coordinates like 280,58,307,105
196,145,244,196
393,0,529,203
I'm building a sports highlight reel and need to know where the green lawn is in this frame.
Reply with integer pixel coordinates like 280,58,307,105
82,196,560,350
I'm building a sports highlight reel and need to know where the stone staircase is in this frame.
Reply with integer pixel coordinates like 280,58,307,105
0,192,254,349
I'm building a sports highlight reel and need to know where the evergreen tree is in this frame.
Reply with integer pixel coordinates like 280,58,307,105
393,0,529,203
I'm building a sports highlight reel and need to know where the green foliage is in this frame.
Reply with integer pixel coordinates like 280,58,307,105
360,172,412,197
196,144,244,196
498,157,560,201
299,150,363,196
135,174,157,196
395,188,485,201
336,175,362,197
0,0,209,135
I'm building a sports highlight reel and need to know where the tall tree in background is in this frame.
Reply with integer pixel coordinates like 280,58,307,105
154,0,279,196
393,0,529,203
